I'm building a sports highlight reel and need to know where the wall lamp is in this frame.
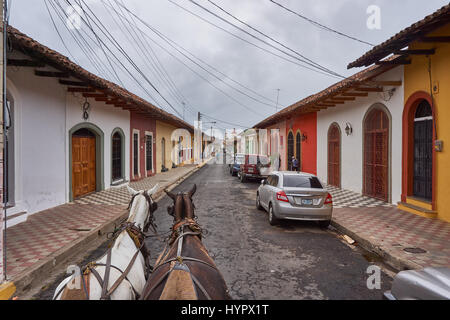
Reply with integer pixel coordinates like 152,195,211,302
345,123,353,136
301,133,308,142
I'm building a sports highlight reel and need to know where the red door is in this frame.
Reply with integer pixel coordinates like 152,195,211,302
328,124,341,188
364,109,389,202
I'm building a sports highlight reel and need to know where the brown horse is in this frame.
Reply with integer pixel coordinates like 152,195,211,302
140,184,231,300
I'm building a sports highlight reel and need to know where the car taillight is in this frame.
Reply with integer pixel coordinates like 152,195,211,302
276,191,289,203
324,193,333,205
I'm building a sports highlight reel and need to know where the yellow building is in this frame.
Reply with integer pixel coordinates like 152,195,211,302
155,120,193,173
348,4,450,222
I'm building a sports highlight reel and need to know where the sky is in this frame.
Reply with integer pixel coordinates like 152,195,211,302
8,0,450,131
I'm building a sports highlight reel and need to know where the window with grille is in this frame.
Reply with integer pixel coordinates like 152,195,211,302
133,133,139,176
146,135,153,172
112,132,122,181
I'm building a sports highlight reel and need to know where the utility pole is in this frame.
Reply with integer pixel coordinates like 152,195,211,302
182,102,186,121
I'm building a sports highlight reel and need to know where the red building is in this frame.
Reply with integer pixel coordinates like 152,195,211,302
130,111,157,181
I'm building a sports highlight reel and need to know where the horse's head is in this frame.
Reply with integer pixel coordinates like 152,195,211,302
126,184,159,232
165,184,197,222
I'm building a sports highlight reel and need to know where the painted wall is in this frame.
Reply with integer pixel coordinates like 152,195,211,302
155,121,192,173
6,66,66,222
404,24,450,222
316,67,404,205
130,112,156,180
5,62,130,225
66,93,130,197
265,120,287,171
288,112,317,175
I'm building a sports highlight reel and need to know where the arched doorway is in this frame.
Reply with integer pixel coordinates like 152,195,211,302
111,128,125,183
69,123,104,200
72,128,97,199
413,100,433,201
296,131,301,171
328,123,341,188
287,131,294,170
364,107,390,202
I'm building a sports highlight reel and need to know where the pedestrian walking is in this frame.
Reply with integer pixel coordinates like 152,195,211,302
292,156,299,172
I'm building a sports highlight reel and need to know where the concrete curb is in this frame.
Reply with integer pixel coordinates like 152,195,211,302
11,160,209,297
331,219,422,272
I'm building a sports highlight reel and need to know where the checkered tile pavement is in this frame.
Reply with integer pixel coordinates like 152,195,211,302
73,165,197,205
5,164,199,279
6,204,127,278
325,185,393,209
333,207,450,269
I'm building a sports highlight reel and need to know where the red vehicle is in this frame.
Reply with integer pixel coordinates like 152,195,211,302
238,155,271,183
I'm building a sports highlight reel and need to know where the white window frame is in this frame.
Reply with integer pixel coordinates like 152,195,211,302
144,131,154,176
132,129,141,179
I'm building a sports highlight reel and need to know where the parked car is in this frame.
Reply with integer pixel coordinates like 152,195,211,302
229,154,245,176
256,171,332,228
384,267,450,300
238,155,271,183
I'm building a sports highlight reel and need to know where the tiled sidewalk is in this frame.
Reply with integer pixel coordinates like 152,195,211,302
4,164,200,280
333,206,450,269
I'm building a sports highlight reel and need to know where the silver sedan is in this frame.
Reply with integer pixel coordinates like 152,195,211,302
256,171,333,228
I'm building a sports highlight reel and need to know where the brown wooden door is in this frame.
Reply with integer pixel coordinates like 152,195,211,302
364,109,389,202
72,136,96,198
328,124,341,188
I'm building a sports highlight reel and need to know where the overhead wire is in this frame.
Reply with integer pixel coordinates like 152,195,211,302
269,0,375,46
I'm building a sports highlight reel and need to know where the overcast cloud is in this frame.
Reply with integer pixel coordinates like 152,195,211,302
8,0,449,129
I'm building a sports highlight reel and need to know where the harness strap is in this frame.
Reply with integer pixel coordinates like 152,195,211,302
191,273,212,300
153,256,217,272
100,247,113,300
140,268,173,301
105,244,143,299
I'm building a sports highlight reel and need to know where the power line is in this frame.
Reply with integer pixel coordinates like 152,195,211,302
269,0,375,46
109,0,270,116
65,0,184,118
166,0,343,80
186,0,343,78
205,0,342,77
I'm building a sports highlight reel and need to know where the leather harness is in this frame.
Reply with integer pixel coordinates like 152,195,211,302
54,192,157,300
140,218,218,300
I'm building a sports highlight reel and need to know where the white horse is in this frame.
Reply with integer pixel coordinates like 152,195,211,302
53,184,159,300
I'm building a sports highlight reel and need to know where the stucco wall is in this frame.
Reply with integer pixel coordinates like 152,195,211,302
6,67,67,219
288,112,317,175
130,112,156,180
316,67,404,205
66,93,130,197
5,64,130,223
404,24,450,222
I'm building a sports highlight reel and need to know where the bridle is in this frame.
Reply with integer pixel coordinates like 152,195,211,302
140,194,218,300
54,190,158,300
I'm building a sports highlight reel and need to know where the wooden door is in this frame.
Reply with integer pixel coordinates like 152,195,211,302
364,109,389,202
328,124,341,188
72,136,96,198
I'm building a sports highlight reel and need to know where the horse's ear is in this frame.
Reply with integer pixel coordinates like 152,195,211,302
147,184,159,196
127,185,139,196
165,189,176,200
188,184,197,198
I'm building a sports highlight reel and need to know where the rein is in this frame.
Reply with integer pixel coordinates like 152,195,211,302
140,219,217,300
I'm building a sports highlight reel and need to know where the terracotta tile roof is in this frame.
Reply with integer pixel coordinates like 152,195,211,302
253,62,396,128
348,3,450,69
5,25,194,132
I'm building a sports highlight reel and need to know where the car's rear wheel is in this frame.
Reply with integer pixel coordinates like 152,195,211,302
256,193,263,210
318,220,331,229
268,204,279,226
